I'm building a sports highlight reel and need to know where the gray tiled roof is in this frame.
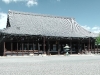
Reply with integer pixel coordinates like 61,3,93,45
1,10,97,37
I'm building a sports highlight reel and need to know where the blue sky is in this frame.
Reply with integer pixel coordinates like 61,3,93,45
0,0,100,33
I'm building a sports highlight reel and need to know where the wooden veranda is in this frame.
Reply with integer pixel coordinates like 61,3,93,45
1,35,98,56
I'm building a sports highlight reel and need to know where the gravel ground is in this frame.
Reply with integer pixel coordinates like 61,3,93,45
0,55,100,75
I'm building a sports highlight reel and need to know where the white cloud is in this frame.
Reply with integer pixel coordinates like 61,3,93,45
82,25,91,31
2,0,38,7
0,12,7,29
27,0,38,7
82,25,100,33
2,0,10,4
2,0,17,4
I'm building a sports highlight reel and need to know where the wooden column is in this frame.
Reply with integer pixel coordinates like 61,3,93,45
84,43,85,54
43,37,45,54
70,38,72,54
97,44,98,54
60,43,63,54
57,41,60,55
90,43,91,53
27,42,29,55
77,38,80,53
11,42,13,56
17,42,18,56
33,40,34,54
47,40,50,55
37,39,40,55
3,42,6,56
88,37,90,52
22,43,23,56
78,38,80,54
91,41,92,54
94,42,95,54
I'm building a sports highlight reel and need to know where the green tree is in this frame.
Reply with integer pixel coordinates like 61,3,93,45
95,33,100,45
95,33,100,53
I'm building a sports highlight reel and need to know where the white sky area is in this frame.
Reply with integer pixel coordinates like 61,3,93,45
0,12,7,29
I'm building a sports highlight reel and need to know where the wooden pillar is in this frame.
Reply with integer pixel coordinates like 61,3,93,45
78,38,80,54
3,42,6,56
22,43,23,56
94,42,95,54
70,38,72,54
88,37,90,52
84,43,85,50
17,42,18,56
47,40,50,55
43,37,45,54
97,44,98,54
57,41,60,55
77,38,79,54
91,41,92,54
27,42,29,55
37,39,40,55
84,43,85,54
11,42,13,56
33,40,34,54
61,43,63,54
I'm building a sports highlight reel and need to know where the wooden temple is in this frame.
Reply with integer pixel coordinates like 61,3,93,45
0,10,98,56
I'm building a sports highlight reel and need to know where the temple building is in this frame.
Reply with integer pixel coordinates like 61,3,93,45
0,10,98,56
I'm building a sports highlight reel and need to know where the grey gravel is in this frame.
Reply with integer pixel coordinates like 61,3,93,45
0,55,100,75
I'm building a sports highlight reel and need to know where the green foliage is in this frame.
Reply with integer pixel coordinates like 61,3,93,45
95,33,100,45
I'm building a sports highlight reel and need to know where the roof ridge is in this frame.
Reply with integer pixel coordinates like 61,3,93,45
8,10,74,19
